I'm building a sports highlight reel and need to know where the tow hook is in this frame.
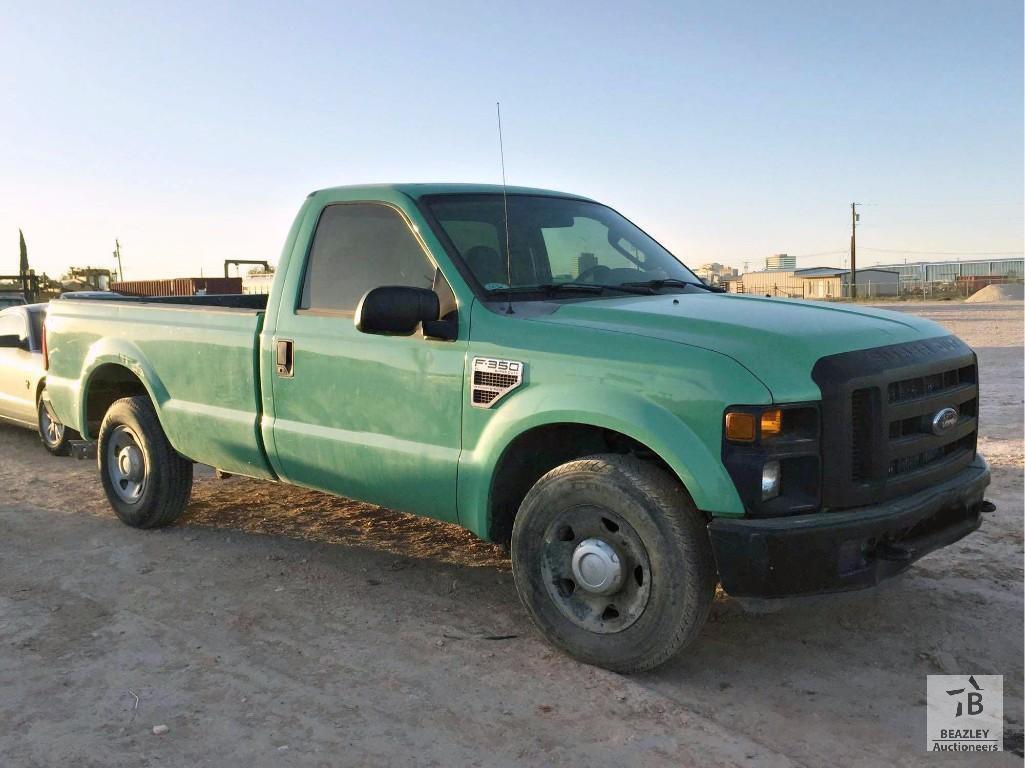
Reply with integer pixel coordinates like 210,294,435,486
69,440,97,460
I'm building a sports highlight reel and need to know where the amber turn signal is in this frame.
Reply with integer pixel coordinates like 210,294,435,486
725,412,756,442
760,408,783,437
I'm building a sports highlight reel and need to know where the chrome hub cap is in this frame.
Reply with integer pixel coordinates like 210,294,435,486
571,538,623,595
40,404,64,446
107,425,146,503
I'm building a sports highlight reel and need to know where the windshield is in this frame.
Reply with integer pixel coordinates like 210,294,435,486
424,194,701,298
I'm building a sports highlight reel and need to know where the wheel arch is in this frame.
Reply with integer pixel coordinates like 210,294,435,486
486,422,698,547
78,360,162,440
458,387,745,545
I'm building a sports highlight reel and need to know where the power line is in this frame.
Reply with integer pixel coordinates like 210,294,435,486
857,201,1022,208
860,247,1023,256
787,249,848,259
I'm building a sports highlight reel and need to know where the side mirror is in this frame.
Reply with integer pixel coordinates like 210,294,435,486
0,334,25,349
355,286,441,336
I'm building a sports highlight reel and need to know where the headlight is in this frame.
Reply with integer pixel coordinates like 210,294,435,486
761,460,781,500
722,404,820,516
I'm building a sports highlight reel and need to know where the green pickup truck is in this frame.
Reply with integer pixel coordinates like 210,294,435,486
45,184,991,672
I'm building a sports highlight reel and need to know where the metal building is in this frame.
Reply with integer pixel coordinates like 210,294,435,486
799,267,899,298
870,257,1023,291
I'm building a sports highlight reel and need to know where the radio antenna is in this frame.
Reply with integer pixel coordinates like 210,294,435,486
496,101,514,314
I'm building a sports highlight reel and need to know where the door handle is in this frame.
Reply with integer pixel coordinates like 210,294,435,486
275,339,294,378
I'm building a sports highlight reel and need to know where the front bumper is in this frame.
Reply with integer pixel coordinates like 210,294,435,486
707,456,991,598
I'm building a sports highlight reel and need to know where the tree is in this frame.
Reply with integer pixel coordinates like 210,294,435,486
19,229,29,276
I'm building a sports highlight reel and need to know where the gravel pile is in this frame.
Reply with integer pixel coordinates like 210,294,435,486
965,283,1024,303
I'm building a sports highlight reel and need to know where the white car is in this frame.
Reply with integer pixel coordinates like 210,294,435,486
0,303,77,454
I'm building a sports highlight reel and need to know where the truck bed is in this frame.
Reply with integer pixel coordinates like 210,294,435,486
45,296,276,480
59,293,269,309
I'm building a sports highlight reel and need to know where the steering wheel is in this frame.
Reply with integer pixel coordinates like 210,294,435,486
574,264,611,284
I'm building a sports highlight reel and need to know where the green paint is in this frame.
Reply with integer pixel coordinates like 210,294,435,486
46,184,954,540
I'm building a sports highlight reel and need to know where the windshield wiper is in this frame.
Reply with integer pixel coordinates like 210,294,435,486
485,283,654,298
537,283,608,295
620,278,725,293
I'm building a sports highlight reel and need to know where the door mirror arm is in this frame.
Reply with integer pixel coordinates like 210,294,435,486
422,317,458,342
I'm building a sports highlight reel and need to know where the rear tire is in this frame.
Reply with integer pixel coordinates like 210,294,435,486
98,396,193,528
511,454,716,673
37,392,77,456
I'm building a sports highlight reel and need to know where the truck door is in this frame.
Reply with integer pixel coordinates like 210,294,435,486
0,310,36,425
268,202,466,522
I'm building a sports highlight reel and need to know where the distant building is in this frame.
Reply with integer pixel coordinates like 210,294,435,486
765,253,796,271
110,277,243,297
694,262,739,285
798,267,899,298
242,270,276,294
60,266,111,292
731,266,899,298
721,276,743,293
869,257,1023,290
736,270,804,297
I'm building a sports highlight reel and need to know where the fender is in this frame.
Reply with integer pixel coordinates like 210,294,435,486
457,382,748,540
77,338,170,440
75,338,274,480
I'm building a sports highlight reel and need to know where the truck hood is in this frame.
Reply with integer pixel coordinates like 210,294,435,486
530,293,949,401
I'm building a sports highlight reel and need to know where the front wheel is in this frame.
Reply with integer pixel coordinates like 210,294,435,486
37,393,77,456
98,396,193,528
511,454,716,673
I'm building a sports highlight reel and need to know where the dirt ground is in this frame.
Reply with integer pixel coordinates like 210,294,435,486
1,301,1022,767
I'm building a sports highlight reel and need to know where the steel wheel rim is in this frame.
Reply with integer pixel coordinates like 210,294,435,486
540,505,652,634
107,425,147,503
39,403,64,447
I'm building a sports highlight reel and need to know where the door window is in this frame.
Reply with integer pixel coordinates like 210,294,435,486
0,313,26,342
300,204,437,313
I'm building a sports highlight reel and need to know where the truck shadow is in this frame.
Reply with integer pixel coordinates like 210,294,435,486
3,419,1022,761
181,473,511,571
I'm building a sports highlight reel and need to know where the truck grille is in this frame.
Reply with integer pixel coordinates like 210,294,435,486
887,365,975,404
850,388,873,482
813,336,978,509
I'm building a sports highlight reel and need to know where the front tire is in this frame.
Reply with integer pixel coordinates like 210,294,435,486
37,393,77,456
98,396,193,528
511,454,716,673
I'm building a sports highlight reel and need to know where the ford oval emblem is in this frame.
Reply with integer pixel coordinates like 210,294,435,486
931,407,959,435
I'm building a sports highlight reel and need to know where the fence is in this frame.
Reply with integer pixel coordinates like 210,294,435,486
732,276,1022,300
900,276,1023,299
732,279,896,299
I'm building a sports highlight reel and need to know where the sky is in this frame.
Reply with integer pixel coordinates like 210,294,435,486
1,0,1022,280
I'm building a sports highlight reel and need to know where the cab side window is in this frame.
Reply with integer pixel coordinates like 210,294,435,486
300,203,437,313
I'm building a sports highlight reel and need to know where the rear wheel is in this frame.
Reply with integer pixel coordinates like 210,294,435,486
511,454,716,673
37,392,77,456
98,396,193,528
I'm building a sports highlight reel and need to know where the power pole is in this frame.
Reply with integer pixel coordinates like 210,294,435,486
113,239,124,282
849,203,860,299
